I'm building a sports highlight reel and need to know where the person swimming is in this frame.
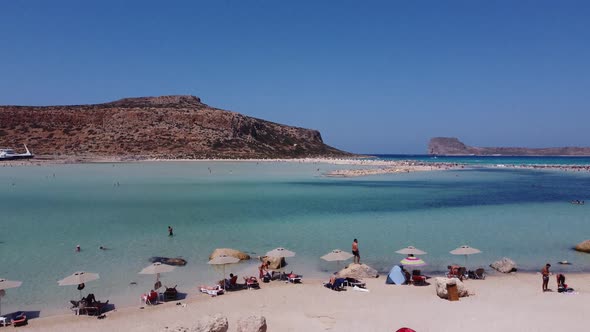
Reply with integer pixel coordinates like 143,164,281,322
76,245,81,252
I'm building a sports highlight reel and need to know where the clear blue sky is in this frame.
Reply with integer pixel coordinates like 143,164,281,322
1,1,589,153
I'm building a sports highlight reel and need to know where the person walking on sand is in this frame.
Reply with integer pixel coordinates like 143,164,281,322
168,226,174,237
352,239,360,264
542,263,551,292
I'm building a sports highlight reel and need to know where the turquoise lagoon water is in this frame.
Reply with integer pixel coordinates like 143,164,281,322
1,161,590,315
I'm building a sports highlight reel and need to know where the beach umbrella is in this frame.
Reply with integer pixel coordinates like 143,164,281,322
400,256,427,267
450,245,482,266
395,246,427,256
265,247,296,258
321,249,354,270
265,247,296,276
0,278,22,316
58,271,100,299
208,255,240,289
139,262,176,290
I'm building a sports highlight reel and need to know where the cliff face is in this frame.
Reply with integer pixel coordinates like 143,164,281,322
428,137,590,156
0,95,350,159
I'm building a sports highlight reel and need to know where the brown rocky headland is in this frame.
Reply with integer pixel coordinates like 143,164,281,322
0,95,351,160
428,137,590,156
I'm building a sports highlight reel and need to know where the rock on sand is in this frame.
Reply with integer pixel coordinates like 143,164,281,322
336,263,379,279
574,240,590,253
490,257,517,273
193,314,229,332
209,248,251,261
237,315,267,332
433,277,469,299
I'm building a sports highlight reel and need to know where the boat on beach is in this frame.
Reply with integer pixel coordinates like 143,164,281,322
0,144,34,160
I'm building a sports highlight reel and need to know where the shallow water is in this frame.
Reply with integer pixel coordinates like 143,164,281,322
1,161,589,315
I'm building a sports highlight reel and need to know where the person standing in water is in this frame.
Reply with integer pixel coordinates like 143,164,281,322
168,226,174,236
352,239,360,264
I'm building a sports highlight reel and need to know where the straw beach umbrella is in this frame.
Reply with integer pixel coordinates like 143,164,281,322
208,255,240,289
400,256,427,267
0,278,22,316
58,271,100,299
139,262,176,290
321,249,354,269
395,246,427,256
450,245,481,267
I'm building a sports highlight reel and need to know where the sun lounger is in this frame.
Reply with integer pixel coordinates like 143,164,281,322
244,276,260,289
411,270,427,285
199,285,224,296
324,277,346,291
287,273,302,283
343,277,366,288
11,312,27,327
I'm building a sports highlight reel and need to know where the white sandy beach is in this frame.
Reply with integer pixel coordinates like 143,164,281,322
17,272,588,332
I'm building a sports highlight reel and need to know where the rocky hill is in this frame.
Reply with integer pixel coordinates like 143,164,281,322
0,95,351,159
428,137,590,156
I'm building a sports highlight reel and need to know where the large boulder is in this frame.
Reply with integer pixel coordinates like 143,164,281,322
336,263,379,279
193,314,229,332
237,315,267,332
433,277,469,299
490,257,517,273
574,240,590,253
259,256,286,269
209,248,251,261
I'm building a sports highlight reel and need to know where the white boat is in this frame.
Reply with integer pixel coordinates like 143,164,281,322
0,145,34,160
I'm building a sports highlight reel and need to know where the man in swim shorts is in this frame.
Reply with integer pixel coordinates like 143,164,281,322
352,238,360,264
541,263,551,292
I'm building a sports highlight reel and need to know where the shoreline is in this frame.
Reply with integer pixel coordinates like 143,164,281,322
15,271,590,331
3,156,590,178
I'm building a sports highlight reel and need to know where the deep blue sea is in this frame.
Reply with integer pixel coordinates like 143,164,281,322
1,159,589,316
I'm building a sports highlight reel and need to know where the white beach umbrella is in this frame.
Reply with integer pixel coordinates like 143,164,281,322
450,245,482,266
321,249,354,270
208,255,240,289
58,271,100,299
321,249,354,262
139,262,176,290
266,247,296,258
395,246,427,256
0,278,22,316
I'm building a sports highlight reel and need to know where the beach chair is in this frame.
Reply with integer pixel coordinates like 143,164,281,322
199,285,224,296
11,312,27,327
324,277,345,291
244,276,260,289
287,272,302,284
163,285,178,301
474,268,486,280
343,277,366,288
411,270,427,286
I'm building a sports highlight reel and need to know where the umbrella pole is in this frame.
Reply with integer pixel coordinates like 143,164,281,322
223,265,226,290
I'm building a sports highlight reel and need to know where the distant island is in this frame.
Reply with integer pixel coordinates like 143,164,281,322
0,95,351,160
428,137,590,156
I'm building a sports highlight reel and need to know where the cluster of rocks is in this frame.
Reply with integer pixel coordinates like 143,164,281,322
489,257,517,273
336,263,379,279
167,314,266,332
